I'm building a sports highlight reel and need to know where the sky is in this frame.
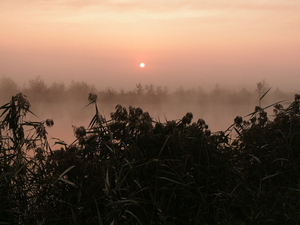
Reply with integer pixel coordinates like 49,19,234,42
1,0,300,92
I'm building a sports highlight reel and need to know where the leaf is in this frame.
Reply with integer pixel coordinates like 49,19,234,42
108,199,140,206
82,102,94,109
125,210,142,224
158,176,182,185
56,165,76,187
157,135,171,158
28,109,39,118
59,177,77,188
245,111,256,117
260,87,272,101
229,182,242,197
233,127,242,137
0,104,10,118
104,169,110,195
88,113,102,129
224,123,234,133
54,141,68,146
263,100,286,110
248,154,261,164
261,171,283,181
95,200,104,225
71,207,79,225
0,102,10,110
270,158,288,164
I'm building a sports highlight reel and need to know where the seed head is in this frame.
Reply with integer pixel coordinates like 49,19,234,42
234,116,243,126
88,93,97,104
45,119,54,127
197,118,206,126
135,107,143,117
74,126,86,138
274,103,283,110
166,120,176,131
13,93,30,114
182,112,193,125
255,106,262,112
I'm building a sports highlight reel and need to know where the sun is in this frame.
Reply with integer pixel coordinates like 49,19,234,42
140,63,145,68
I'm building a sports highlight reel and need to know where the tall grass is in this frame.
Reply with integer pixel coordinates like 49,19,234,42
1,92,300,224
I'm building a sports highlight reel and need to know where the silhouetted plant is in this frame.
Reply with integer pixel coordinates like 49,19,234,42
0,93,53,223
1,90,300,224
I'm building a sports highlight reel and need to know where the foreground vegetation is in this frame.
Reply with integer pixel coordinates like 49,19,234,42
1,90,300,224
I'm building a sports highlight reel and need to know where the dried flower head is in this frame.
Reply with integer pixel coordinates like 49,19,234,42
182,112,193,125
135,107,143,117
142,112,152,122
88,93,98,104
234,116,243,126
166,120,176,131
74,126,86,138
197,118,206,126
255,106,262,112
45,119,54,127
274,103,283,110
13,93,31,115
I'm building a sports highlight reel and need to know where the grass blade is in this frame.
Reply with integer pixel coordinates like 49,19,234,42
260,87,272,101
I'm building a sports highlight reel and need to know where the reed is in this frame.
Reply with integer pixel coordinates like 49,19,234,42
1,92,300,224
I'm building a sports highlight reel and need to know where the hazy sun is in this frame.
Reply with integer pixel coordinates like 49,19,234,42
140,63,145,68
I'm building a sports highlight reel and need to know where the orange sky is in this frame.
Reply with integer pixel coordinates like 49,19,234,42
1,0,300,91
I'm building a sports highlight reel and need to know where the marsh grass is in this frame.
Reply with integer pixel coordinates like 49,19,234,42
1,92,300,224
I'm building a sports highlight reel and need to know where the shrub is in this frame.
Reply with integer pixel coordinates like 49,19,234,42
1,92,300,224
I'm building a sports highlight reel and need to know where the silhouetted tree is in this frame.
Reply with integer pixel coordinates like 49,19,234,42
0,77,19,103
27,76,47,93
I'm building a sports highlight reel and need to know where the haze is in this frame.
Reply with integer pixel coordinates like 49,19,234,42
1,1,300,146
1,0,300,92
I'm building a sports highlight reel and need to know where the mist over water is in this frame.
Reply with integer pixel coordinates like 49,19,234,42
0,76,296,148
